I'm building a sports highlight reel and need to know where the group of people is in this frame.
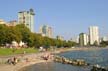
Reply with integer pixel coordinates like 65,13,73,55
7,57,18,65
41,52,54,61
6,47,54,66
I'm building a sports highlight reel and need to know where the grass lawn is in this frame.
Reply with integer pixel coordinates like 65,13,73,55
0,48,39,56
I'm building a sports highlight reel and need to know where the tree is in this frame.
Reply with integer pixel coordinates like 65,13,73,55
0,24,7,45
100,41,108,47
43,37,51,48
32,33,43,48
6,26,22,43
0,24,78,48
93,41,98,46
15,24,31,45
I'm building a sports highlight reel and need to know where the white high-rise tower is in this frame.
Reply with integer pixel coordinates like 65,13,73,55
18,9,35,32
89,26,99,45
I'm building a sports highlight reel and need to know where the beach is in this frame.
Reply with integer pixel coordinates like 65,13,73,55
0,47,108,71
0,59,46,71
0,52,53,71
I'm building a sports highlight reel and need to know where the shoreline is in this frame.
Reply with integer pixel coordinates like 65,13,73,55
0,47,108,71
54,47,108,54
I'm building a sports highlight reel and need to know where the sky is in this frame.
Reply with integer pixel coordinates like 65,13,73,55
0,0,108,40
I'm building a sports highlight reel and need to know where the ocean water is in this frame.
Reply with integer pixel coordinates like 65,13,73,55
20,48,108,71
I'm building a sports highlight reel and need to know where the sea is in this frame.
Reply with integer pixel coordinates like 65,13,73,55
20,47,108,71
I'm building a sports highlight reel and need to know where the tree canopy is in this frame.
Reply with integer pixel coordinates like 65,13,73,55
0,24,77,48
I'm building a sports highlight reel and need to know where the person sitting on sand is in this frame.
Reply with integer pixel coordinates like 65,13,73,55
7,58,12,64
11,57,18,65
42,53,50,61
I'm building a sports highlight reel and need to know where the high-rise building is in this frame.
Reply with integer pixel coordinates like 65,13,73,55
56,35,64,40
18,9,35,32
39,25,53,38
89,26,99,45
79,33,89,46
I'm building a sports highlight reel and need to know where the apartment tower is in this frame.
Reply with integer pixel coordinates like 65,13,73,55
79,33,89,46
89,26,99,45
18,9,35,32
39,25,53,38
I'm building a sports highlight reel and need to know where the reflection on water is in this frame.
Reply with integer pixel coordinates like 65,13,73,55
20,48,108,71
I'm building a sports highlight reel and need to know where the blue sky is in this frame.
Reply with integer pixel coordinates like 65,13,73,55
0,0,108,39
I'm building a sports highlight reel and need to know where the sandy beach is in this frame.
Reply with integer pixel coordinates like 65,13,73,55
0,47,108,71
0,52,52,71
0,59,47,71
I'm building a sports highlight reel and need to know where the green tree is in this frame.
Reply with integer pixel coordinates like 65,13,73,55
16,24,31,45
6,26,22,43
93,41,98,46
100,41,108,47
0,24,7,45
43,37,51,48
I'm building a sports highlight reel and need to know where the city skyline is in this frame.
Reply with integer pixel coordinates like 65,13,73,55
0,0,108,39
